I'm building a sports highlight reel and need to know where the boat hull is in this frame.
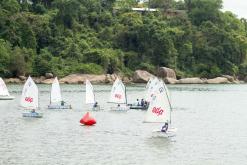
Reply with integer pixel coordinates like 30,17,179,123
110,106,130,111
129,105,148,110
91,106,101,111
48,104,72,109
0,96,15,100
22,112,43,118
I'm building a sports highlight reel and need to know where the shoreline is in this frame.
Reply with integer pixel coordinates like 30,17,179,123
3,73,245,85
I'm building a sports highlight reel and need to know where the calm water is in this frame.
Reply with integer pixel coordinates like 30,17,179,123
1,84,247,165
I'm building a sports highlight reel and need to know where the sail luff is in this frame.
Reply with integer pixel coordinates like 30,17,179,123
85,79,95,104
0,78,10,96
50,77,62,104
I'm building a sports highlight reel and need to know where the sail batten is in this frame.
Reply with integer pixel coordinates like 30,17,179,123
50,77,62,104
0,78,10,96
86,79,95,104
20,76,39,109
109,78,127,104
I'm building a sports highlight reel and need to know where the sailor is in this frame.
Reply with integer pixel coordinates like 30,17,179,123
136,99,140,106
141,99,144,107
161,122,168,133
31,109,36,113
61,100,65,106
93,102,98,108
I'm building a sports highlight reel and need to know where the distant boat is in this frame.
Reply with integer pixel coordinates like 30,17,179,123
108,78,129,111
143,79,176,136
48,77,72,109
0,77,15,100
21,76,42,118
85,79,100,111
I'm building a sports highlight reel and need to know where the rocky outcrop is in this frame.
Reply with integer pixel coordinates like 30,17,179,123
45,73,54,79
158,67,176,79
41,78,54,84
178,77,205,84
18,76,26,81
206,77,229,84
33,76,46,84
4,78,22,83
59,74,107,84
164,78,179,84
132,70,154,83
222,75,235,82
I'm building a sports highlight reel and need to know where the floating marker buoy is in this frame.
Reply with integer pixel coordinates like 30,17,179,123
80,112,96,126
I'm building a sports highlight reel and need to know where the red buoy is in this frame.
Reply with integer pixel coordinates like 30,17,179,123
80,112,96,126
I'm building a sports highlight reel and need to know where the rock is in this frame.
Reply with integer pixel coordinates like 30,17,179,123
18,76,26,81
164,78,178,84
158,67,176,79
132,70,154,83
41,78,55,84
59,74,106,84
178,77,204,84
4,78,22,83
206,77,229,84
45,73,54,79
33,76,46,84
222,75,235,82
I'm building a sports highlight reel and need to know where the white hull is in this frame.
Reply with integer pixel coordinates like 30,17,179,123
152,128,177,137
91,106,101,111
0,96,15,100
110,106,130,111
48,104,72,109
22,112,43,118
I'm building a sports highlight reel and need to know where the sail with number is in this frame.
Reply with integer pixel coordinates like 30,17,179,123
50,77,62,104
109,78,127,104
143,80,171,123
20,76,39,109
86,79,95,104
0,78,10,96
146,77,159,102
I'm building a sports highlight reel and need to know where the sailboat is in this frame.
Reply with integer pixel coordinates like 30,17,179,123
143,79,176,136
0,77,15,100
108,78,130,111
129,77,157,110
85,79,100,111
48,77,72,109
21,76,42,118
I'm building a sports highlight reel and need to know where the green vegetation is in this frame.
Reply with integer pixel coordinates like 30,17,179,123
0,0,247,78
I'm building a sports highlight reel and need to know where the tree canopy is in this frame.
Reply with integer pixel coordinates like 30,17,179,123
0,0,247,78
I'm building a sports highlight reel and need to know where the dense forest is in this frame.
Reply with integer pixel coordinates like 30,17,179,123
1,0,247,79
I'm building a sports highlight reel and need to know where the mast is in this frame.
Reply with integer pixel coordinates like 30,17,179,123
163,81,172,124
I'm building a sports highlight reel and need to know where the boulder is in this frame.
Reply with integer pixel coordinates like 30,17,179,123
206,77,229,84
59,74,106,84
45,73,54,79
158,67,176,79
33,76,46,84
4,78,22,83
18,76,26,81
222,75,235,82
178,77,204,84
164,78,179,84
132,70,154,83
41,78,55,84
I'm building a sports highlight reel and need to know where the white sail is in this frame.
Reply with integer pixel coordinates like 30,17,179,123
50,77,62,104
0,78,10,96
20,76,39,109
86,79,95,104
146,77,159,102
109,78,127,104
144,80,171,123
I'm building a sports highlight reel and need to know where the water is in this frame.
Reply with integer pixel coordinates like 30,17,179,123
1,84,247,165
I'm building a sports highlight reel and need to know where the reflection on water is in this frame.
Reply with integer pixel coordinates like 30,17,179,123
1,84,247,165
